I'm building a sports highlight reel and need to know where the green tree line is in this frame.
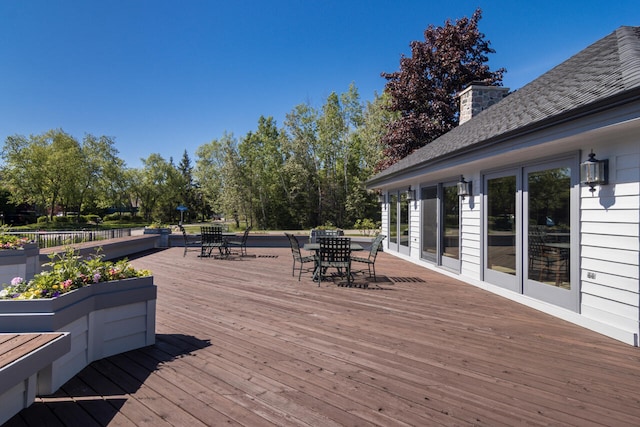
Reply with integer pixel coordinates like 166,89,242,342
1,85,394,229
1,9,503,229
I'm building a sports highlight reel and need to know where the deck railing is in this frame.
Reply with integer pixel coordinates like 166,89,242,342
5,229,135,249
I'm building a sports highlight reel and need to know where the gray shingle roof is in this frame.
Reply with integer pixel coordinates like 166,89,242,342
369,26,640,184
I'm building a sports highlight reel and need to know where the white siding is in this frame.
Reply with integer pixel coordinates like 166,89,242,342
461,183,481,279
580,143,640,339
410,200,420,256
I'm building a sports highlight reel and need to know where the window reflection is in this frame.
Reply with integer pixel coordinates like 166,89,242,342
389,193,398,244
528,168,570,288
487,176,516,275
442,185,459,260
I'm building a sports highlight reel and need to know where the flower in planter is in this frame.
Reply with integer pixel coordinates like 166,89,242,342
0,247,151,300
0,226,32,250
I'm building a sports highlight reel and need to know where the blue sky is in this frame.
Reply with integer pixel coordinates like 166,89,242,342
1,1,638,168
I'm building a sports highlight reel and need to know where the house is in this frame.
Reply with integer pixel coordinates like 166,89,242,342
367,26,640,346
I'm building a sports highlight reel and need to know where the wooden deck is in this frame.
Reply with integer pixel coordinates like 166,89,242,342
5,246,640,426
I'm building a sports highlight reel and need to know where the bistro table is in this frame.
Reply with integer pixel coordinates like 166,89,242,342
303,242,363,281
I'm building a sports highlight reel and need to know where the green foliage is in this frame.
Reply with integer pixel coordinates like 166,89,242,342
37,216,49,224
379,8,505,169
353,218,381,236
84,214,101,223
0,247,152,300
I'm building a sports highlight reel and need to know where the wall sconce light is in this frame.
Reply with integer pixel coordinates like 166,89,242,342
405,187,415,201
377,191,386,204
457,175,471,200
580,150,608,193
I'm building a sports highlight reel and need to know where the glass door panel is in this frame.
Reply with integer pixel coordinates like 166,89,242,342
484,172,520,292
421,186,437,262
524,162,576,311
389,193,398,248
400,192,409,249
441,184,460,271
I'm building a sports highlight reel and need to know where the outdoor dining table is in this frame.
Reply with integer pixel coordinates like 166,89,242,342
303,242,363,281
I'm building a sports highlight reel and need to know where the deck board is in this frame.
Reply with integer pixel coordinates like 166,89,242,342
5,246,640,426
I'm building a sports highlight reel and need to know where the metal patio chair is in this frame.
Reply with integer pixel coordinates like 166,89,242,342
285,233,316,280
352,234,386,281
316,236,352,287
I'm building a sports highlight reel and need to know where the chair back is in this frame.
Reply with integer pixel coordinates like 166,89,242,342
240,226,252,243
311,229,344,243
318,237,351,267
368,234,386,260
202,225,224,244
285,233,303,260
179,224,187,241
528,227,546,258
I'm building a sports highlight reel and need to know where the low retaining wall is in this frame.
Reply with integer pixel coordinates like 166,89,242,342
39,234,160,264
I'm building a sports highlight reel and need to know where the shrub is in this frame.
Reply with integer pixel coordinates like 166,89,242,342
353,218,381,236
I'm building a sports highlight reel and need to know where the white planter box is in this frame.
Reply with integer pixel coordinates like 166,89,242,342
0,276,156,394
0,244,40,287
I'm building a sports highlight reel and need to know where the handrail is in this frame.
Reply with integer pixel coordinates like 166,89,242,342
3,229,135,249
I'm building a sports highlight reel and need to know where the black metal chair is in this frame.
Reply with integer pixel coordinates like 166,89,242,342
352,234,386,281
227,226,251,256
316,237,352,287
201,226,229,258
285,233,316,280
179,225,201,257
528,227,567,285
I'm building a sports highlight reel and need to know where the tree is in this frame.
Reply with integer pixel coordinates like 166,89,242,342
378,8,505,170
177,150,196,222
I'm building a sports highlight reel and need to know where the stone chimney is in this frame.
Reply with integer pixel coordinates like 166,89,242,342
458,84,509,125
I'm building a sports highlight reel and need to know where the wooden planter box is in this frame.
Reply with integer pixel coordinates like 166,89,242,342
0,244,40,287
0,276,156,394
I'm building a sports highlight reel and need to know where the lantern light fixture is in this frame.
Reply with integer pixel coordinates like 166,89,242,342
580,150,608,193
457,175,471,200
405,187,415,201
377,191,386,204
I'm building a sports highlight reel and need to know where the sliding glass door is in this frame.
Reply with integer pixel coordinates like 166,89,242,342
523,161,577,311
484,171,520,292
388,190,410,255
483,156,577,311
420,182,460,272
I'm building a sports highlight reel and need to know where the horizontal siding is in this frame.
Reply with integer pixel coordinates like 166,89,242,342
581,194,639,210
581,221,639,236
582,281,638,306
461,197,481,277
581,293,638,322
581,233,639,251
581,246,638,265
581,209,638,222
582,257,639,279
579,143,639,338
580,269,639,293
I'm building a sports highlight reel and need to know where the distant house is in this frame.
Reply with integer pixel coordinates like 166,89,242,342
367,26,640,346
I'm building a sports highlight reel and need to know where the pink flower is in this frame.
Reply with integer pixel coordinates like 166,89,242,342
11,277,24,286
93,273,101,283
62,279,72,289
